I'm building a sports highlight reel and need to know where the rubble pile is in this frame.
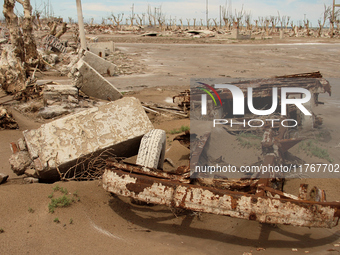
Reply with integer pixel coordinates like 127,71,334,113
79,23,340,39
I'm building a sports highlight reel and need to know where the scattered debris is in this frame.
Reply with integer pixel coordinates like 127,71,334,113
0,173,9,184
173,89,190,113
24,177,39,184
43,35,67,53
0,106,18,130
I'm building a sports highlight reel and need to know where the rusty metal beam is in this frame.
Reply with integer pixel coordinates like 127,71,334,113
107,161,190,183
103,168,340,228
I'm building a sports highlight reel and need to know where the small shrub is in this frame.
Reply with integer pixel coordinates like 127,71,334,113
48,195,73,213
54,218,60,223
48,186,79,213
28,207,34,213
53,184,60,192
0,228,4,233
168,125,190,134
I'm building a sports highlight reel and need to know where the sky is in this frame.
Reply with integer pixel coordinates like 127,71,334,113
3,0,337,27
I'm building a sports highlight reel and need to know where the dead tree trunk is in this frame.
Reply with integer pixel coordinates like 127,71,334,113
3,0,25,63
55,22,68,39
1,0,41,93
48,22,58,36
18,0,39,65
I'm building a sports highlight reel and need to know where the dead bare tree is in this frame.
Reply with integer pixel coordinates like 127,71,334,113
112,13,124,30
304,19,310,37
1,0,43,93
35,10,42,28
179,18,183,30
235,6,244,30
270,15,278,33
48,21,57,35
55,22,67,39
244,11,251,31
319,4,331,37
136,14,145,26
212,18,218,30
206,18,210,29
129,13,135,27
147,5,153,26
285,16,291,30
193,18,196,29
186,18,191,30
158,16,165,30
265,18,270,36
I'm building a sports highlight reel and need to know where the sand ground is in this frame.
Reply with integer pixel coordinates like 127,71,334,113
1,36,340,255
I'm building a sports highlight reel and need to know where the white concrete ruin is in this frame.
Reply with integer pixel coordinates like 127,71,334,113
10,97,154,180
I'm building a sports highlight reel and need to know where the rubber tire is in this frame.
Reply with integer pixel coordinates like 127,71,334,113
136,129,166,170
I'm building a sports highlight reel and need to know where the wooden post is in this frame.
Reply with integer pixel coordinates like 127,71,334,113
76,0,86,50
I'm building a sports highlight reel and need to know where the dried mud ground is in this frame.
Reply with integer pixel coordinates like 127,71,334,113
1,37,340,255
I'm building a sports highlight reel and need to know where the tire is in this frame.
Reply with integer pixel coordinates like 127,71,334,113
136,129,166,170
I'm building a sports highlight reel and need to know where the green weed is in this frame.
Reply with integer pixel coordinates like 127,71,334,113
48,186,79,213
299,139,333,162
168,125,190,134
236,132,261,149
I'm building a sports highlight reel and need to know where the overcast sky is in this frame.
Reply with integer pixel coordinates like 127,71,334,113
16,0,337,27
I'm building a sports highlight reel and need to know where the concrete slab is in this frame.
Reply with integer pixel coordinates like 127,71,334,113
43,84,78,101
71,59,122,101
23,97,154,180
82,51,117,76
87,41,115,57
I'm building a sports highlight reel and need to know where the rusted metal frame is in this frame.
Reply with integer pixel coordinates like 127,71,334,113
275,71,323,78
106,161,190,183
103,168,340,228
258,186,300,200
191,77,330,101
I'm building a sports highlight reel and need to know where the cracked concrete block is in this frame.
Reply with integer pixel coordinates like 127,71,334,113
43,84,78,101
23,97,154,180
9,151,33,175
17,138,27,151
71,59,122,101
82,51,117,76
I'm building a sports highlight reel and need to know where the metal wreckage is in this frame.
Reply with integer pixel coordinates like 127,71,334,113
102,72,340,228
